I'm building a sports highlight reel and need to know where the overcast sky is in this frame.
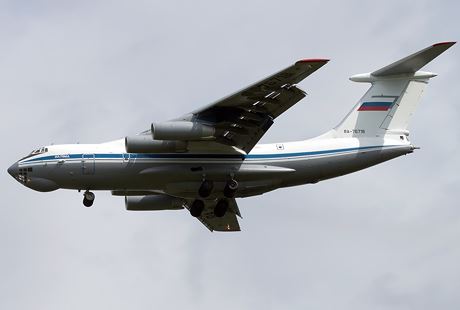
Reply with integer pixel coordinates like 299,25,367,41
1,0,459,309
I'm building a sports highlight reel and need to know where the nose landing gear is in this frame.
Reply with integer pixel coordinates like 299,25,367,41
83,191,95,207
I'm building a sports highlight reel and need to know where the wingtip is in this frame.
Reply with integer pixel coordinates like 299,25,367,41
432,41,456,47
296,58,330,65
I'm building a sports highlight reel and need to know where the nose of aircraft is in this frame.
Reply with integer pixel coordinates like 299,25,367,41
7,161,18,178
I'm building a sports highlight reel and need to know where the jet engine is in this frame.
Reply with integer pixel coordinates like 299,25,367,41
125,135,188,153
125,195,185,211
151,121,215,141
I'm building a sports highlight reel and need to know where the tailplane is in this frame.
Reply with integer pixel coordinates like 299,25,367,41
333,42,455,138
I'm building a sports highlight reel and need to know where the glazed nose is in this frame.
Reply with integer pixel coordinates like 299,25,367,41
7,161,18,178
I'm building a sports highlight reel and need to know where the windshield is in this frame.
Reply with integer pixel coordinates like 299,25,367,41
20,147,49,161
29,147,48,156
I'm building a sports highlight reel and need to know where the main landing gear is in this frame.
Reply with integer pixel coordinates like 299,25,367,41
198,180,214,198
224,179,238,198
214,199,228,217
83,190,95,207
189,198,229,218
198,178,238,199
190,178,238,218
190,199,204,217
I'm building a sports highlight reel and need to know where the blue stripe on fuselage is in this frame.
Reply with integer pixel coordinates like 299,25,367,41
21,145,398,163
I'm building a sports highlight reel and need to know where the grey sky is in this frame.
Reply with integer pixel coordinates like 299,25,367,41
1,0,459,309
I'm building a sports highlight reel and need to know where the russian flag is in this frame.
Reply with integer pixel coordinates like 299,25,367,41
358,101,393,111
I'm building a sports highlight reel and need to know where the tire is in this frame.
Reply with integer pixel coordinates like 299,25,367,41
214,199,228,217
198,180,214,198
190,200,205,217
224,179,238,198
84,191,95,201
83,197,93,207
83,191,95,207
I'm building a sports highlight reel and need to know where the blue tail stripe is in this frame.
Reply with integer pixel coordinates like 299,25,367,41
361,101,393,107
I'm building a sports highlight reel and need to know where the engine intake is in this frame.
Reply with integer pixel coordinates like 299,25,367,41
125,195,185,211
125,135,188,153
151,121,215,141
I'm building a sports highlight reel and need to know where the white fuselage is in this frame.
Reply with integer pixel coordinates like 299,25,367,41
9,134,413,198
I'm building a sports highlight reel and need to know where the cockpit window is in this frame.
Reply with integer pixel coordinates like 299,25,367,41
29,147,48,156
20,147,49,161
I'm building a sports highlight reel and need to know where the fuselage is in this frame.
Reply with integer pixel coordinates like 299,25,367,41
8,134,413,198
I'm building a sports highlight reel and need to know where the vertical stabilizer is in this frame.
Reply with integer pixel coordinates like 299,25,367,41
333,42,455,138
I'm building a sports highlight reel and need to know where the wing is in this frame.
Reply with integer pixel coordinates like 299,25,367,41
176,59,329,153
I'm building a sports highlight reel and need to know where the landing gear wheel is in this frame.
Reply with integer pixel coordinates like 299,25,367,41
83,191,95,207
214,199,228,217
198,180,214,198
190,199,205,217
224,179,238,198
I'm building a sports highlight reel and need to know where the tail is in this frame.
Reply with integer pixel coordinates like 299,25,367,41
333,42,455,139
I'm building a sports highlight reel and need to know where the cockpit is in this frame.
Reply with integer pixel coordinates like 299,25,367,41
20,147,49,161
29,147,49,155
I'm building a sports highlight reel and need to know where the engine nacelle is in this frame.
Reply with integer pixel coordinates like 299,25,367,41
125,135,188,153
125,195,185,211
151,121,215,141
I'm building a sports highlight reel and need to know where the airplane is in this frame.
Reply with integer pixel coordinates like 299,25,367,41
7,42,455,232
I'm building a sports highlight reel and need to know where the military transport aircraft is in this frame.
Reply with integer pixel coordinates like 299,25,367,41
8,42,455,231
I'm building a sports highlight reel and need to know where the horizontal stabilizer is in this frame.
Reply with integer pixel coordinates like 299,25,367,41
372,42,455,77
